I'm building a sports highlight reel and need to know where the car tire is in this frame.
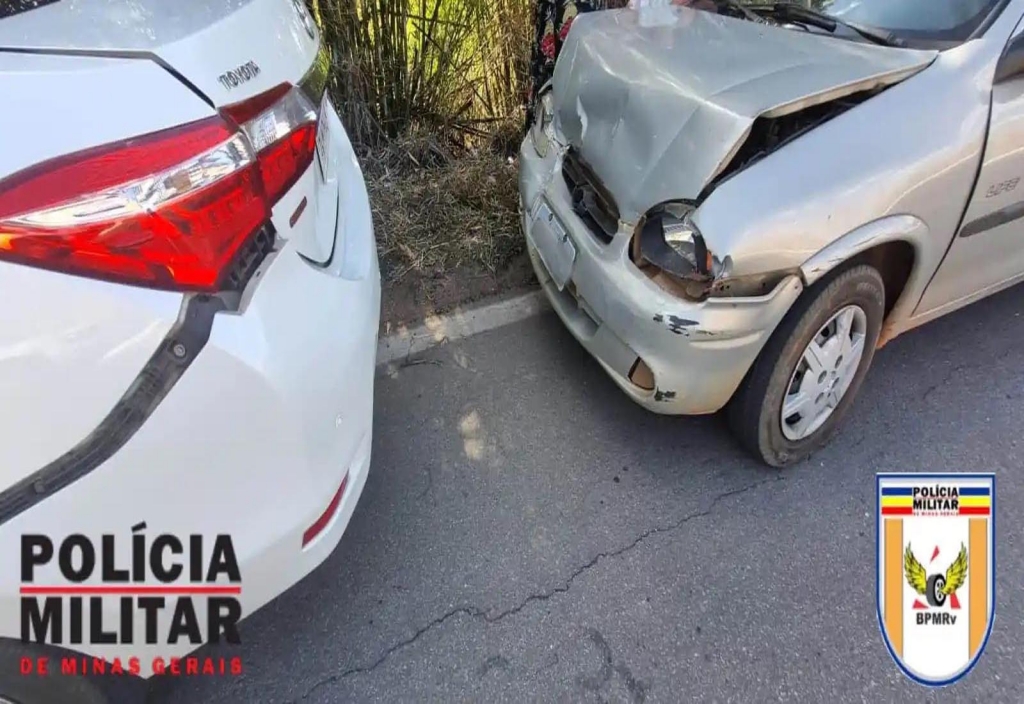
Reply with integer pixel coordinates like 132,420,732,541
0,642,110,704
727,263,885,467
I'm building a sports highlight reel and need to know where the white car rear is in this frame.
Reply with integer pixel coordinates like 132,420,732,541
0,0,379,697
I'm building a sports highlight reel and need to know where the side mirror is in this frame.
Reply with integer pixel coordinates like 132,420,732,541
994,31,1024,84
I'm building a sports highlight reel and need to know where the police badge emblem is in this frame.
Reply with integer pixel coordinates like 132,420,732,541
877,473,995,685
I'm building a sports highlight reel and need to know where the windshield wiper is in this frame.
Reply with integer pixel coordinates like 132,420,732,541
768,2,905,48
713,0,774,25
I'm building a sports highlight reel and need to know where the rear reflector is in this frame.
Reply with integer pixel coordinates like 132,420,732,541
302,473,349,548
0,84,320,292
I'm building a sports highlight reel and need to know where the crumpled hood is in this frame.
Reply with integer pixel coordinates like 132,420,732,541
552,7,937,223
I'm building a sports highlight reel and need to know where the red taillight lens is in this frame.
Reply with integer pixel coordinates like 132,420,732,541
0,118,269,291
0,85,320,293
258,123,318,205
226,85,318,205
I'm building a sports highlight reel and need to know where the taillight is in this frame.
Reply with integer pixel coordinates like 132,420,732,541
0,118,268,291
0,83,320,292
224,84,318,206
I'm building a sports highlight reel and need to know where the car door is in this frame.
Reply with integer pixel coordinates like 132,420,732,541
916,15,1024,317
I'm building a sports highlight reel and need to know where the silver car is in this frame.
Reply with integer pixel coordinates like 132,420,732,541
519,0,1023,466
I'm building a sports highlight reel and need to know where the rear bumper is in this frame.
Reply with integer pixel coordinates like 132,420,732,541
0,119,380,675
519,133,803,414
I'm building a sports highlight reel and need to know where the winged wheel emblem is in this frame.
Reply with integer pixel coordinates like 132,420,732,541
904,543,968,607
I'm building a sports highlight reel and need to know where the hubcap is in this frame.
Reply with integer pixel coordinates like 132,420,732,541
781,305,867,441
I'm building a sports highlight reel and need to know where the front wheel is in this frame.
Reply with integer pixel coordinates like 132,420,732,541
728,264,885,467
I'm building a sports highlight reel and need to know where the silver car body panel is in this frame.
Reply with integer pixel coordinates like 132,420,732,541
697,6,1022,335
521,1,1024,414
520,138,805,414
552,8,937,223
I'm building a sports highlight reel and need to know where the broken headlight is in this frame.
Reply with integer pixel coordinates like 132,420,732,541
531,90,556,158
638,201,719,272
637,203,797,301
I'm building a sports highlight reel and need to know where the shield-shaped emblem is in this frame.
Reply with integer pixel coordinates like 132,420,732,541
877,473,995,686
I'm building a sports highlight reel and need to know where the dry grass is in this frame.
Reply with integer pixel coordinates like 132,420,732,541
362,135,523,283
311,0,534,324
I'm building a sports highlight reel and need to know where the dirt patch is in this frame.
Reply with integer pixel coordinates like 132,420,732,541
362,136,537,332
379,251,537,334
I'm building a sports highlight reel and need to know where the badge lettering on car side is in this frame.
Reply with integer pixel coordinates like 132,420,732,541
985,177,1020,198
218,61,262,90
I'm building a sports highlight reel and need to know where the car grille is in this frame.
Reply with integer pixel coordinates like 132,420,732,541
562,148,619,243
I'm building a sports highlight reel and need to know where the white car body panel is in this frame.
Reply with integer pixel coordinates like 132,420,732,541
0,51,215,191
0,52,206,481
0,0,380,679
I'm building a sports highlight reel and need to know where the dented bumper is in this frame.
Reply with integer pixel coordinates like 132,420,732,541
519,133,803,415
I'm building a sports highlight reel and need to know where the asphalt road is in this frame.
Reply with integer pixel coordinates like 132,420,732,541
150,285,1024,703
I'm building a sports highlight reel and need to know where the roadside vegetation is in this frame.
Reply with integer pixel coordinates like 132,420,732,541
311,0,535,325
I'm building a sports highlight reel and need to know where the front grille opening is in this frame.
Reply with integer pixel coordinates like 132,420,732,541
562,149,619,244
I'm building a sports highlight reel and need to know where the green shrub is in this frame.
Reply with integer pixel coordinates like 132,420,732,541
314,0,532,148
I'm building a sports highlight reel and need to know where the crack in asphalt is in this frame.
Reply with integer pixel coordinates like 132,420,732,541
919,344,1017,402
294,475,781,701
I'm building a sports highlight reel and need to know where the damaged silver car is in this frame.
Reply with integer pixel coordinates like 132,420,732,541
519,0,1024,466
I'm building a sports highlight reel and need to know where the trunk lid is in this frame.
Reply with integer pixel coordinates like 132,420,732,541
552,7,937,223
0,0,337,263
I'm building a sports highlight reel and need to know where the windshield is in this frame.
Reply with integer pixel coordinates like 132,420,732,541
812,0,1001,42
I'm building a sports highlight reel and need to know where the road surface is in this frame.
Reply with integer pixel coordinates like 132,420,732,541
151,285,1024,703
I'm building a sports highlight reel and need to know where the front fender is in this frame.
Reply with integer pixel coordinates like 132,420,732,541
800,214,928,284
799,214,931,345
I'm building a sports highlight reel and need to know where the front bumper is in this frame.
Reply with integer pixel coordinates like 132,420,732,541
519,132,803,415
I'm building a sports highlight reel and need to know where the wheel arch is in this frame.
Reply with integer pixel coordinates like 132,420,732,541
799,215,928,347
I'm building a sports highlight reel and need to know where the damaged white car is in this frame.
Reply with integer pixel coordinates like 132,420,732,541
520,0,1024,466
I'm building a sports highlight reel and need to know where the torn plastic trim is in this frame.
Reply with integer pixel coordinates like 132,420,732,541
0,224,276,526
708,268,802,299
0,295,223,526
